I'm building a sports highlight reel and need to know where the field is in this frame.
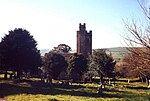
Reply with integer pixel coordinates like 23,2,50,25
0,77,150,101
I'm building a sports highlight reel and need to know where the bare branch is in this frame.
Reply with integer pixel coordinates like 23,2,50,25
137,0,150,21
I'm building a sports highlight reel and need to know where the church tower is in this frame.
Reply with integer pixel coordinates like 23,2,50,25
77,23,92,57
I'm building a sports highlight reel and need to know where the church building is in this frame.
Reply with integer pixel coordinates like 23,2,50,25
77,23,92,57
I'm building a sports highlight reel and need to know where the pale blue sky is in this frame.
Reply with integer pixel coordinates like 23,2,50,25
0,0,149,50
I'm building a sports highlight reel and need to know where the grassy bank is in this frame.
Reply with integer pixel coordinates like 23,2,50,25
0,78,150,101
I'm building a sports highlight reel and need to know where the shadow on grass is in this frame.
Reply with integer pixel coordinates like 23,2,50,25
118,90,150,100
0,80,122,98
125,86,149,90
104,87,124,93
116,79,141,83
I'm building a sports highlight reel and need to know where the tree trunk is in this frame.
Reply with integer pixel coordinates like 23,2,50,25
113,78,116,85
100,74,104,84
145,77,149,86
10,73,13,79
98,84,103,95
17,71,21,79
89,75,92,82
109,78,111,85
4,70,8,79
98,74,104,95
139,76,144,83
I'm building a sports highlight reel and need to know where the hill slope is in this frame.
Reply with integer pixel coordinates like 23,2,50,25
40,47,129,61
106,47,128,61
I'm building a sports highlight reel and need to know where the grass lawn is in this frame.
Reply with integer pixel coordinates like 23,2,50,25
0,78,150,101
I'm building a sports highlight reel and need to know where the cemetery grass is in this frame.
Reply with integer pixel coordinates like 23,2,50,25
0,78,150,101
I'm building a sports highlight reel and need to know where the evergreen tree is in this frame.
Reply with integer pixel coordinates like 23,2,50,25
89,49,116,94
67,53,87,82
0,28,41,78
91,49,116,83
42,51,67,80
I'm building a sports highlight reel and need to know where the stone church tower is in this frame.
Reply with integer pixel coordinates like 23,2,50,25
77,23,92,57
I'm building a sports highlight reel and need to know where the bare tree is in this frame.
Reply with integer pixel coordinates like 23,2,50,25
123,0,150,85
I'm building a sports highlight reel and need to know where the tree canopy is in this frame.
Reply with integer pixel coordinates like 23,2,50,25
67,53,88,81
123,1,150,84
0,28,41,74
53,44,71,53
116,47,150,82
89,49,116,83
42,51,67,80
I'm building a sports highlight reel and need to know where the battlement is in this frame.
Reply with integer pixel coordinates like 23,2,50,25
79,23,86,31
87,30,92,34
78,23,92,35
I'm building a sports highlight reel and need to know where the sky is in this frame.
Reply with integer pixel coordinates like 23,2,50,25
0,0,149,50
